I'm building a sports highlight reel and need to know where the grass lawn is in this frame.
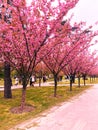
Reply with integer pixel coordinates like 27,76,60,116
0,84,93,130
57,77,98,85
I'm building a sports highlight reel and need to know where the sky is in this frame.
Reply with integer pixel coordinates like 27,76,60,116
67,0,98,26
66,0,98,53
66,0,98,52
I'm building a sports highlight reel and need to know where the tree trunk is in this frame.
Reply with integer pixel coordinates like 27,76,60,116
20,79,27,111
83,75,86,86
39,77,42,87
54,74,58,97
69,75,73,91
20,88,26,111
72,74,75,83
70,79,73,91
78,76,81,87
90,76,92,83
82,74,86,86
4,62,12,98
39,71,42,87
84,79,86,86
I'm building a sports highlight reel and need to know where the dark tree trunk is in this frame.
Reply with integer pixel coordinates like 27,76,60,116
54,74,58,97
20,88,26,111
84,79,86,86
38,70,42,87
20,78,27,111
39,77,42,87
72,74,75,83
78,76,81,87
4,62,12,98
69,75,73,91
70,79,73,91
83,75,86,86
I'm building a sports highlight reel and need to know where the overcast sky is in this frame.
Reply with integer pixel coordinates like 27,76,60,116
67,0,98,52
67,0,98,26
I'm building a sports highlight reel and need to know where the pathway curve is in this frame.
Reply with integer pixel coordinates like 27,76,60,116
10,84,98,130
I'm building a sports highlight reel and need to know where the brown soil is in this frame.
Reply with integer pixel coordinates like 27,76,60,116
10,105,35,114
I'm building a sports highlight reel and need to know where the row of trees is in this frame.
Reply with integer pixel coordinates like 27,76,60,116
0,0,98,111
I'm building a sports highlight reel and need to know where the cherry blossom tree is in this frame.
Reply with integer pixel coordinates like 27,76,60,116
63,48,98,90
79,51,98,86
0,0,79,111
42,21,97,95
34,62,50,87
89,64,98,82
0,0,13,98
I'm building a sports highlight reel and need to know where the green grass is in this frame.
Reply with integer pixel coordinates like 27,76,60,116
0,84,93,130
